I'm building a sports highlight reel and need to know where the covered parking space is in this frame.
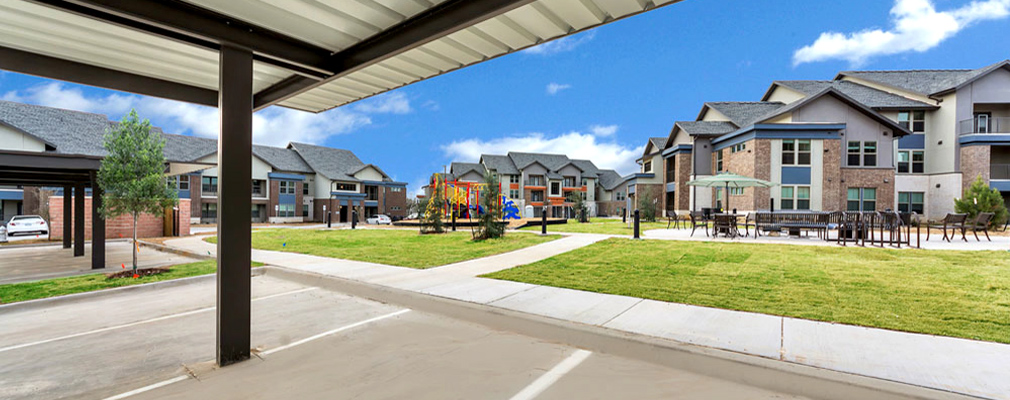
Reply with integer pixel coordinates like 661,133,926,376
0,150,107,269
0,0,683,367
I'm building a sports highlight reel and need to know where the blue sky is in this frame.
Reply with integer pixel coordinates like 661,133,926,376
2,0,1009,195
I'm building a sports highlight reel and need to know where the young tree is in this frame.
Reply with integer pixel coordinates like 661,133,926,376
955,174,1008,227
637,191,658,222
97,110,178,272
421,175,445,234
475,170,505,240
568,190,589,223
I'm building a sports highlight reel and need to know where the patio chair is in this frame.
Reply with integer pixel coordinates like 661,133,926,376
689,211,709,237
837,212,863,246
713,214,739,238
876,211,904,248
666,211,681,230
740,212,757,237
967,212,995,242
926,213,968,242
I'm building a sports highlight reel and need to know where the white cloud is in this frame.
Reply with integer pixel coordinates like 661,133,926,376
352,91,411,114
524,30,597,56
546,82,571,95
589,124,618,137
440,131,644,175
793,0,1010,66
3,82,410,147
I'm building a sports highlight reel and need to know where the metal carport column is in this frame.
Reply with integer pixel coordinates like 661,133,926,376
216,45,253,366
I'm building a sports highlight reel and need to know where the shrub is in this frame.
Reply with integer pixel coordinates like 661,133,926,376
955,175,1008,227
637,192,658,222
475,170,505,240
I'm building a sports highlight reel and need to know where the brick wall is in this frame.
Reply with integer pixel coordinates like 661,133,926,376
822,140,843,211
634,183,663,214
839,168,895,211
710,139,770,211
596,200,624,217
674,154,692,212
49,196,190,239
190,176,202,219
268,180,279,217
960,145,990,195
382,186,407,218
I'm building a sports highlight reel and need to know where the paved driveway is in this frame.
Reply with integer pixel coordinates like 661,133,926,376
0,242,198,284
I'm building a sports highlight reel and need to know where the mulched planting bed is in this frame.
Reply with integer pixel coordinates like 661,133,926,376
105,267,171,279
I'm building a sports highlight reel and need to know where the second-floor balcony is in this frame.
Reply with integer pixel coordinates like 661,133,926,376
992,164,1010,180
960,117,1010,135
525,179,546,187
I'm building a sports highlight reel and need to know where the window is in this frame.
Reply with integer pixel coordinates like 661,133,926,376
847,141,877,167
782,139,811,165
303,182,310,195
278,181,296,195
201,177,217,195
898,110,925,133
898,192,924,214
509,189,520,199
201,203,217,219
390,187,403,192
251,205,260,219
563,176,576,187
847,188,877,211
975,112,992,134
365,186,378,200
644,161,652,173
335,182,355,191
528,175,545,186
780,186,810,210
509,175,520,184
276,204,295,218
531,191,544,202
581,177,588,186
616,191,625,201
729,187,744,195
252,180,263,196
897,151,924,173
730,143,746,153
716,150,724,172
303,204,309,217
178,175,190,191
550,181,561,196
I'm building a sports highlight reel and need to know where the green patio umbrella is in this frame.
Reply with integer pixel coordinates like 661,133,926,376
687,172,777,212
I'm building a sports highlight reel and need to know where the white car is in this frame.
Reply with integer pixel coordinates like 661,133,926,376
366,214,392,225
4,215,49,236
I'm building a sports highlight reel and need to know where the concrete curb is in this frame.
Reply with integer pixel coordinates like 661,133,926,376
137,239,215,261
260,265,974,400
0,268,265,313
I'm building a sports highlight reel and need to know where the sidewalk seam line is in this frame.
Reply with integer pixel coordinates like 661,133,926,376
599,299,644,327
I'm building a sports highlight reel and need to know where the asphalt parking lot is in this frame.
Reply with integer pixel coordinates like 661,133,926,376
0,273,807,400
0,241,198,284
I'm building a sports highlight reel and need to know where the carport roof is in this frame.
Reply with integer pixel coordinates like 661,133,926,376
0,0,683,114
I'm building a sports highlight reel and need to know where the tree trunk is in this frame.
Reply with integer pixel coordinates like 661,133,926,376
132,212,138,271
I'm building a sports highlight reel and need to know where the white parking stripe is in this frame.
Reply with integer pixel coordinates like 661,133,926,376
0,287,317,354
261,309,411,356
509,349,592,400
102,375,190,400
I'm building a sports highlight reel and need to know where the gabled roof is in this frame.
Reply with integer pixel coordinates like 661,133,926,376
0,99,113,157
480,154,520,175
836,60,1010,96
450,162,485,180
699,101,785,127
766,80,937,110
569,159,600,178
288,142,366,182
507,152,572,171
349,163,391,180
644,137,667,156
673,121,737,137
753,87,911,137
252,145,313,173
163,134,218,163
597,169,630,191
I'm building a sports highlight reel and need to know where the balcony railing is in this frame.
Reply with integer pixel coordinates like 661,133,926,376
525,180,546,187
959,117,1010,135
991,164,1010,180
666,170,676,182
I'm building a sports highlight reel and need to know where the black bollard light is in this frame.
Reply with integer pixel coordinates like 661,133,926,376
634,209,640,239
351,210,357,229
452,209,457,232
541,206,547,235
327,210,332,228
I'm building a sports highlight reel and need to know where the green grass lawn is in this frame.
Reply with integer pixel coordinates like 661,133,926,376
0,260,261,304
207,229,560,269
484,238,1010,344
520,217,672,235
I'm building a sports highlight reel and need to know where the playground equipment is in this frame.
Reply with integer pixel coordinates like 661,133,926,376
428,176,521,221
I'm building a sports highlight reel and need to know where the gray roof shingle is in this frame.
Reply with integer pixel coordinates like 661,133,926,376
288,142,366,181
162,134,217,162
450,162,485,179
507,152,572,171
703,101,785,127
481,154,519,175
252,145,313,173
597,169,629,191
674,121,737,137
838,60,1010,95
570,159,600,178
774,80,936,109
647,137,667,154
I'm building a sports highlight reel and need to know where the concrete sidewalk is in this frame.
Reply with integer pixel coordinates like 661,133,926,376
165,233,1010,399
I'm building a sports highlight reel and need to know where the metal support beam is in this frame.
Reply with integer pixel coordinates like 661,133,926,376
0,46,218,107
216,44,253,367
73,182,86,257
63,185,72,249
253,0,534,110
91,173,105,269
